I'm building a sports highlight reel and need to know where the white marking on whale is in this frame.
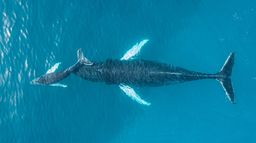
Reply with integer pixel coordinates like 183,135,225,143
150,71,183,75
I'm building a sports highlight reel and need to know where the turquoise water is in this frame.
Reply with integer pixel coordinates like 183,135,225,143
1,0,256,143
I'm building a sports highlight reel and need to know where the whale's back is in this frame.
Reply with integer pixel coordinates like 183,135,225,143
74,59,196,86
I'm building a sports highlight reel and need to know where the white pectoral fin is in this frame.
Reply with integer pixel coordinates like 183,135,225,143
50,83,68,88
46,62,61,74
121,39,149,60
119,84,151,106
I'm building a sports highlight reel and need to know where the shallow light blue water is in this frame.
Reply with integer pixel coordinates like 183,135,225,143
1,0,256,143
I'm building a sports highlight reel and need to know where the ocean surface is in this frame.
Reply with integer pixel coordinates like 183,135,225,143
1,0,256,143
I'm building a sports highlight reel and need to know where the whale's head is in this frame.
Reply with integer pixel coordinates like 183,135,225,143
30,76,45,85
30,74,53,85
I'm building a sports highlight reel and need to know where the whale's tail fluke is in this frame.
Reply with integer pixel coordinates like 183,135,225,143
217,53,235,103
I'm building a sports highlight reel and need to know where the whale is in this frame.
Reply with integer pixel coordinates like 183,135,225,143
31,39,235,106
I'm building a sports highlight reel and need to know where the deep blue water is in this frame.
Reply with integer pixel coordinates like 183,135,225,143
1,0,256,143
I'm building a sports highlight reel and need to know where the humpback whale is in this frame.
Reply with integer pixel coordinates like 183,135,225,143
31,39,235,106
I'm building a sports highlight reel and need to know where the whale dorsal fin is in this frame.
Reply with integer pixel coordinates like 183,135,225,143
119,84,151,106
77,49,93,65
121,39,149,61
46,62,61,74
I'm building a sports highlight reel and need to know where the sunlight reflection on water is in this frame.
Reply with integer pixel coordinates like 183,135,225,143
0,0,31,123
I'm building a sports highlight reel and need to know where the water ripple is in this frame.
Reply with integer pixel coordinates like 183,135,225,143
0,0,31,125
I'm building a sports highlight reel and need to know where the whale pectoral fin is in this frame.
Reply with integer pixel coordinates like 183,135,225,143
121,39,149,61
46,62,61,74
119,84,151,106
50,83,68,88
